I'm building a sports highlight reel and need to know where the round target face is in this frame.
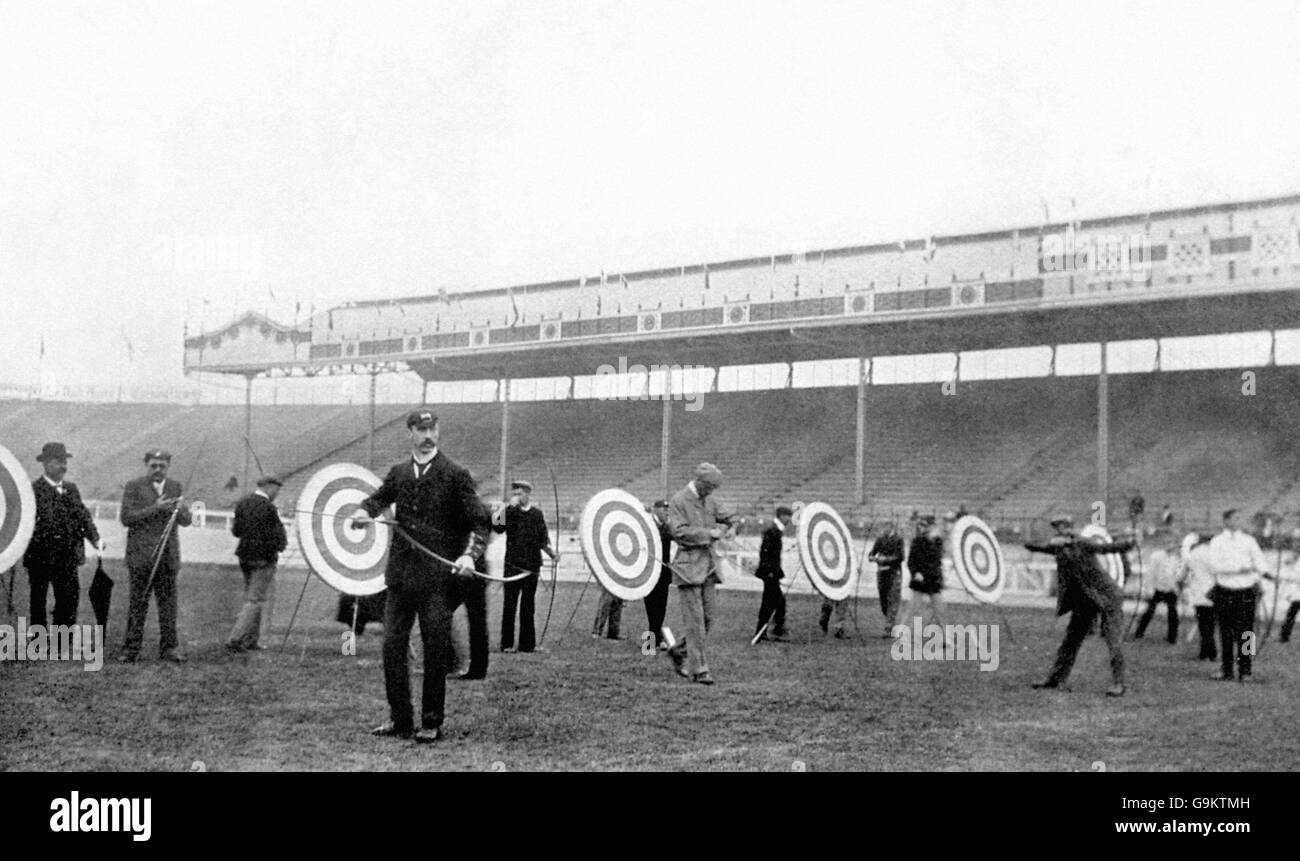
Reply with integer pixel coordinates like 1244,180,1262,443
296,463,389,596
797,501,856,601
1080,523,1125,586
580,489,660,601
0,444,36,574
951,515,1006,604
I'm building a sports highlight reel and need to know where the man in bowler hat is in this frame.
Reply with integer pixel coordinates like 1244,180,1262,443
23,442,104,629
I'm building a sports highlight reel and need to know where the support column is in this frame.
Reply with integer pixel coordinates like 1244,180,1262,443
243,373,254,489
661,374,672,501
1098,342,1109,512
499,379,510,498
855,357,867,506
367,370,378,471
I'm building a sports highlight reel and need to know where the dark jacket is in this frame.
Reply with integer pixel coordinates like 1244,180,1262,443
23,478,100,570
361,451,489,591
908,531,946,592
1026,535,1134,615
231,491,288,565
492,504,550,574
654,516,674,581
121,476,192,570
756,522,785,580
869,532,905,572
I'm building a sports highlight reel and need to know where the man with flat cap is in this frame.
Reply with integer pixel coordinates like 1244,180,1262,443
667,462,736,684
352,409,489,742
1026,514,1134,696
225,475,287,653
23,442,104,632
493,478,558,653
120,450,192,663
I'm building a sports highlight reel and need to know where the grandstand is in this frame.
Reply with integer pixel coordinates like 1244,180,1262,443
4,367,1300,536
6,193,1299,537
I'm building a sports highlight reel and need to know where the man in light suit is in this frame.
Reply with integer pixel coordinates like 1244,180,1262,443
24,442,104,629
119,450,192,663
666,462,735,685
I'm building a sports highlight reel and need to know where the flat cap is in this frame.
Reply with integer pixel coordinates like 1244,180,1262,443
144,450,172,463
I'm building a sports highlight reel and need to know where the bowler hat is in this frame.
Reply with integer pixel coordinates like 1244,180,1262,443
37,442,71,462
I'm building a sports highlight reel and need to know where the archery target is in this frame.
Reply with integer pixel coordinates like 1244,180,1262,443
796,501,856,601
0,444,36,574
1080,523,1125,586
580,489,659,601
296,463,389,596
951,515,1006,604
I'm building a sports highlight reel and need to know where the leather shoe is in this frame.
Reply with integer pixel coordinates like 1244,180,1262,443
692,672,715,685
1210,672,1234,681
160,651,188,663
371,722,414,739
1105,684,1126,697
414,727,442,743
456,671,486,681
1031,681,1059,690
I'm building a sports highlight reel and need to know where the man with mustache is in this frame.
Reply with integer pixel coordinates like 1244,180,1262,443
23,442,104,632
120,450,192,663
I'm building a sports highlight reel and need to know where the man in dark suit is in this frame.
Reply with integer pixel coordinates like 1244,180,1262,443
753,505,792,642
23,442,103,629
445,496,493,680
225,475,288,653
643,499,674,650
119,450,192,663
868,519,905,637
352,409,489,742
1026,515,1135,697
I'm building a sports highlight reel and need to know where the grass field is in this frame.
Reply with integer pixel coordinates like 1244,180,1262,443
2,562,1297,771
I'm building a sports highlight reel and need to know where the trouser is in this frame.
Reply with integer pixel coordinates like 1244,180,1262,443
1045,601,1125,687
671,576,717,676
1215,587,1257,679
877,568,902,630
754,577,786,636
1195,605,1218,659
27,562,80,628
501,570,539,651
643,569,671,646
592,591,623,638
819,597,848,634
383,583,451,731
227,560,276,649
122,562,179,656
1280,600,1300,642
448,575,488,674
1134,589,1179,643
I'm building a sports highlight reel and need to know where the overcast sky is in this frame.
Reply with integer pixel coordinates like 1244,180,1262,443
2,0,1298,397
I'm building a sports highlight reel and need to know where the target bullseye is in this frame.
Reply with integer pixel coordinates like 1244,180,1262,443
0,444,36,574
951,515,1006,603
297,463,389,596
581,489,660,601
797,501,856,601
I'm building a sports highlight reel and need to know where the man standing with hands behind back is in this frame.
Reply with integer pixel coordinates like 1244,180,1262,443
120,450,192,663
352,409,489,742
24,442,104,631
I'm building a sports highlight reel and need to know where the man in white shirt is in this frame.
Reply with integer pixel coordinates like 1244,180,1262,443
1181,533,1218,661
1133,535,1182,643
1207,509,1269,681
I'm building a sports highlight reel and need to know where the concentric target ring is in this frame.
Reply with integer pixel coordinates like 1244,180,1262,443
797,501,855,601
1080,523,1125,586
296,463,389,596
0,444,36,574
580,489,659,601
951,515,1006,604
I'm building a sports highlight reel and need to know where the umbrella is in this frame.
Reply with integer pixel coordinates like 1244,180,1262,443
88,558,113,630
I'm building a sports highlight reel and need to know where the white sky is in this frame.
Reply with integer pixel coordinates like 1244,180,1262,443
2,0,1299,397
